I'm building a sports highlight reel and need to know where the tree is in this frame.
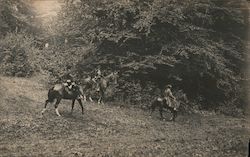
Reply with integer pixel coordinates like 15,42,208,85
53,0,248,113
0,0,35,37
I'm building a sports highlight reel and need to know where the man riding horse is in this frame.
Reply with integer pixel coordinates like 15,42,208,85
81,67,118,103
95,71,119,104
150,84,179,121
42,79,84,116
63,79,75,92
82,75,96,102
164,85,176,110
96,66,102,78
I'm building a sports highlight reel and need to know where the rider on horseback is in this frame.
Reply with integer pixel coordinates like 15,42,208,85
64,79,76,92
95,66,103,80
92,66,103,87
64,79,72,88
164,84,177,110
97,67,102,77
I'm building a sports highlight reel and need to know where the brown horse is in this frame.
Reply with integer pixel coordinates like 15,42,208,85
150,97,180,121
82,75,96,102
96,71,118,104
41,84,84,116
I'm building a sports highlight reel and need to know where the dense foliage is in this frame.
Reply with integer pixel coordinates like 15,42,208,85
0,33,40,77
0,0,38,76
0,0,36,37
53,0,248,113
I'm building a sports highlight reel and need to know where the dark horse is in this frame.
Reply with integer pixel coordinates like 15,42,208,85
96,71,118,104
41,84,84,116
150,98,179,121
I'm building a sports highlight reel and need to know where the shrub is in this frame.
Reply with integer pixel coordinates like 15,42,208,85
0,32,40,77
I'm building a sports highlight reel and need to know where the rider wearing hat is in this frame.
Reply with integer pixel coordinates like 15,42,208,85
94,66,103,82
163,84,176,109
97,66,102,77
64,79,76,92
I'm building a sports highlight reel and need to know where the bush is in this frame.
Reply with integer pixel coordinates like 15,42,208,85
0,33,40,77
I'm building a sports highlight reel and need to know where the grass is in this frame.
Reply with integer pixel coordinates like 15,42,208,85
0,75,249,157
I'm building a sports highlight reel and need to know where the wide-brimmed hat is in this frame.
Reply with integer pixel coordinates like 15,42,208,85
166,84,172,88
67,79,72,83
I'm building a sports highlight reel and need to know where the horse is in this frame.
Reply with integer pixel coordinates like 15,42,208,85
150,97,180,121
41,84,84,116
82,75,96,102
95,71,118,104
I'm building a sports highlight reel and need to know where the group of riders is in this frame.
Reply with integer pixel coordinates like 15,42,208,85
58,67,179,120
63,67,103,93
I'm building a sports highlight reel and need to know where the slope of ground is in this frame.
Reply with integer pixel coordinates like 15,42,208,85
0,75,249,157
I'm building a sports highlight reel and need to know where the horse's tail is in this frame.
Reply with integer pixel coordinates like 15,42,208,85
150,98,161,112
150,100,156,112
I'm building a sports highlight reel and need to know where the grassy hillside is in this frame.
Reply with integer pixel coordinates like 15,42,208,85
0,76,249,156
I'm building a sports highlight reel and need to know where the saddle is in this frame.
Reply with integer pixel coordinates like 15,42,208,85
160,97,179,111
63,82,77,93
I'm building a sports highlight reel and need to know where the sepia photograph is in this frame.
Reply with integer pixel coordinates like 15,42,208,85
0,0,249,156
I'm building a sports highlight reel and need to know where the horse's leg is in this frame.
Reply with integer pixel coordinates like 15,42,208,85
77,99,84,115
172,110,177,121
159,105,164,120
98,90,105,104
101,91,105,104
97,91,101,104
83,94,87,102
41,99,50,115
54,98,62,116
150,101,156,116
71,99,75,114
89,96,93,102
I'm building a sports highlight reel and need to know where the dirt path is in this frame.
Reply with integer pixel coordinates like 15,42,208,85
0,76,249,157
